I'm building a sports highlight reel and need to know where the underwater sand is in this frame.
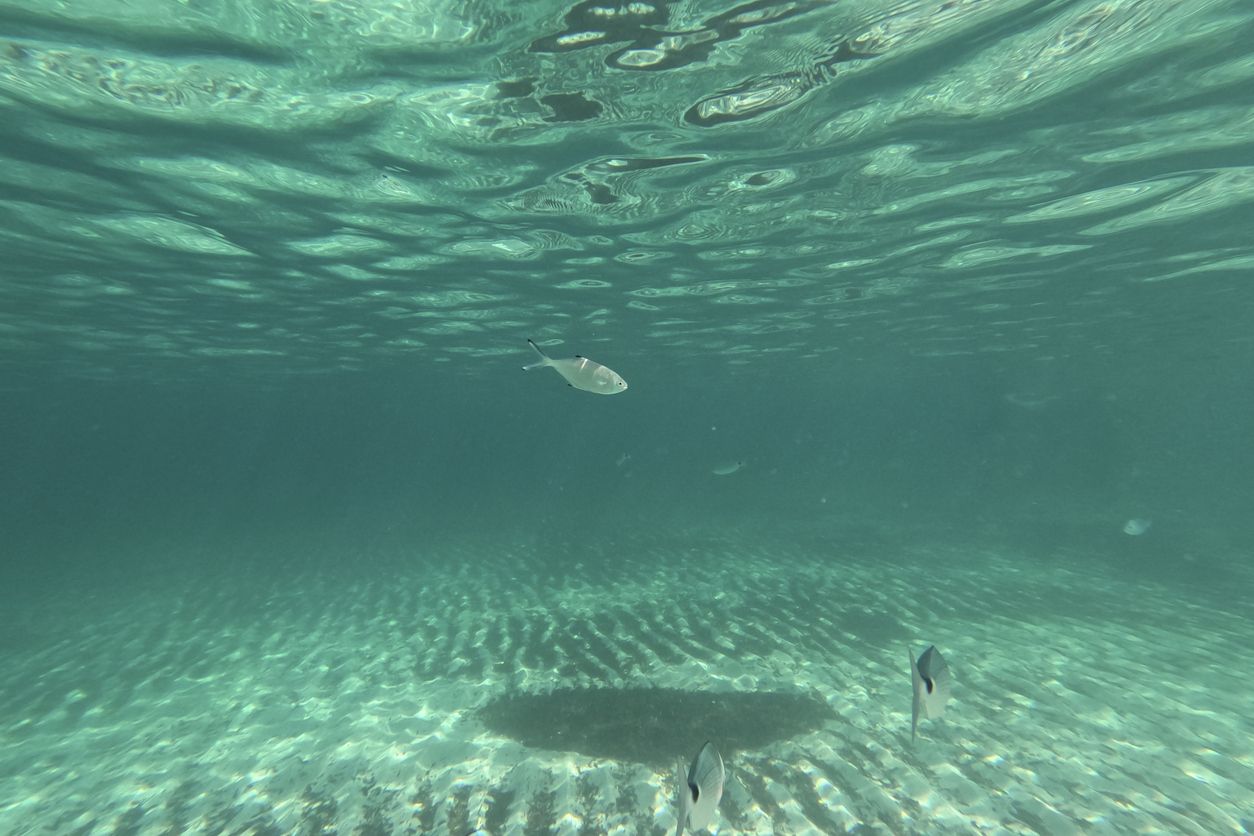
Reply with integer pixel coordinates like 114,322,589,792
1,533,1250,835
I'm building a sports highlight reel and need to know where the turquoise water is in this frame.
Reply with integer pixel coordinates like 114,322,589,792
2,0,1253,833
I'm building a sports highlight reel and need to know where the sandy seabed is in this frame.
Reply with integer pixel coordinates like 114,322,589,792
1,533,1250,835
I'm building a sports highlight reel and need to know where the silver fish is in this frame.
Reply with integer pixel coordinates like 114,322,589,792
1123,518,1152,536
523,339,628,395
909,645,951,742
711,461,745,477
676,741,724,836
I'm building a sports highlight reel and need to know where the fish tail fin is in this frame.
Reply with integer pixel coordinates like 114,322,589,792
523,338,552,371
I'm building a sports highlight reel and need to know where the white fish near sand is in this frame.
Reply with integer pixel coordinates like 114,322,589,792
675,741,724,836
523,339,628,395
909,645,951,742
1123,518,1152,536
711,461,745,477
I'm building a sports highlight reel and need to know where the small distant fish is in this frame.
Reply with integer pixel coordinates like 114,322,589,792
1003,393,1059,410
523,339,627,395
676,741,724,836
908,645,951,742
711,461,745,477
1123,518,1152,536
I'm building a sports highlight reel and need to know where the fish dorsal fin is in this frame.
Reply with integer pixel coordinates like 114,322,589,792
908,645,922,742
674,760,690,836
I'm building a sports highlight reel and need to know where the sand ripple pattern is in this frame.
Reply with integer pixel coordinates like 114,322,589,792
1,538,1251,834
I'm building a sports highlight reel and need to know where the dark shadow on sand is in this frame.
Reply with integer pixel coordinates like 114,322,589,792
479,687,832,764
